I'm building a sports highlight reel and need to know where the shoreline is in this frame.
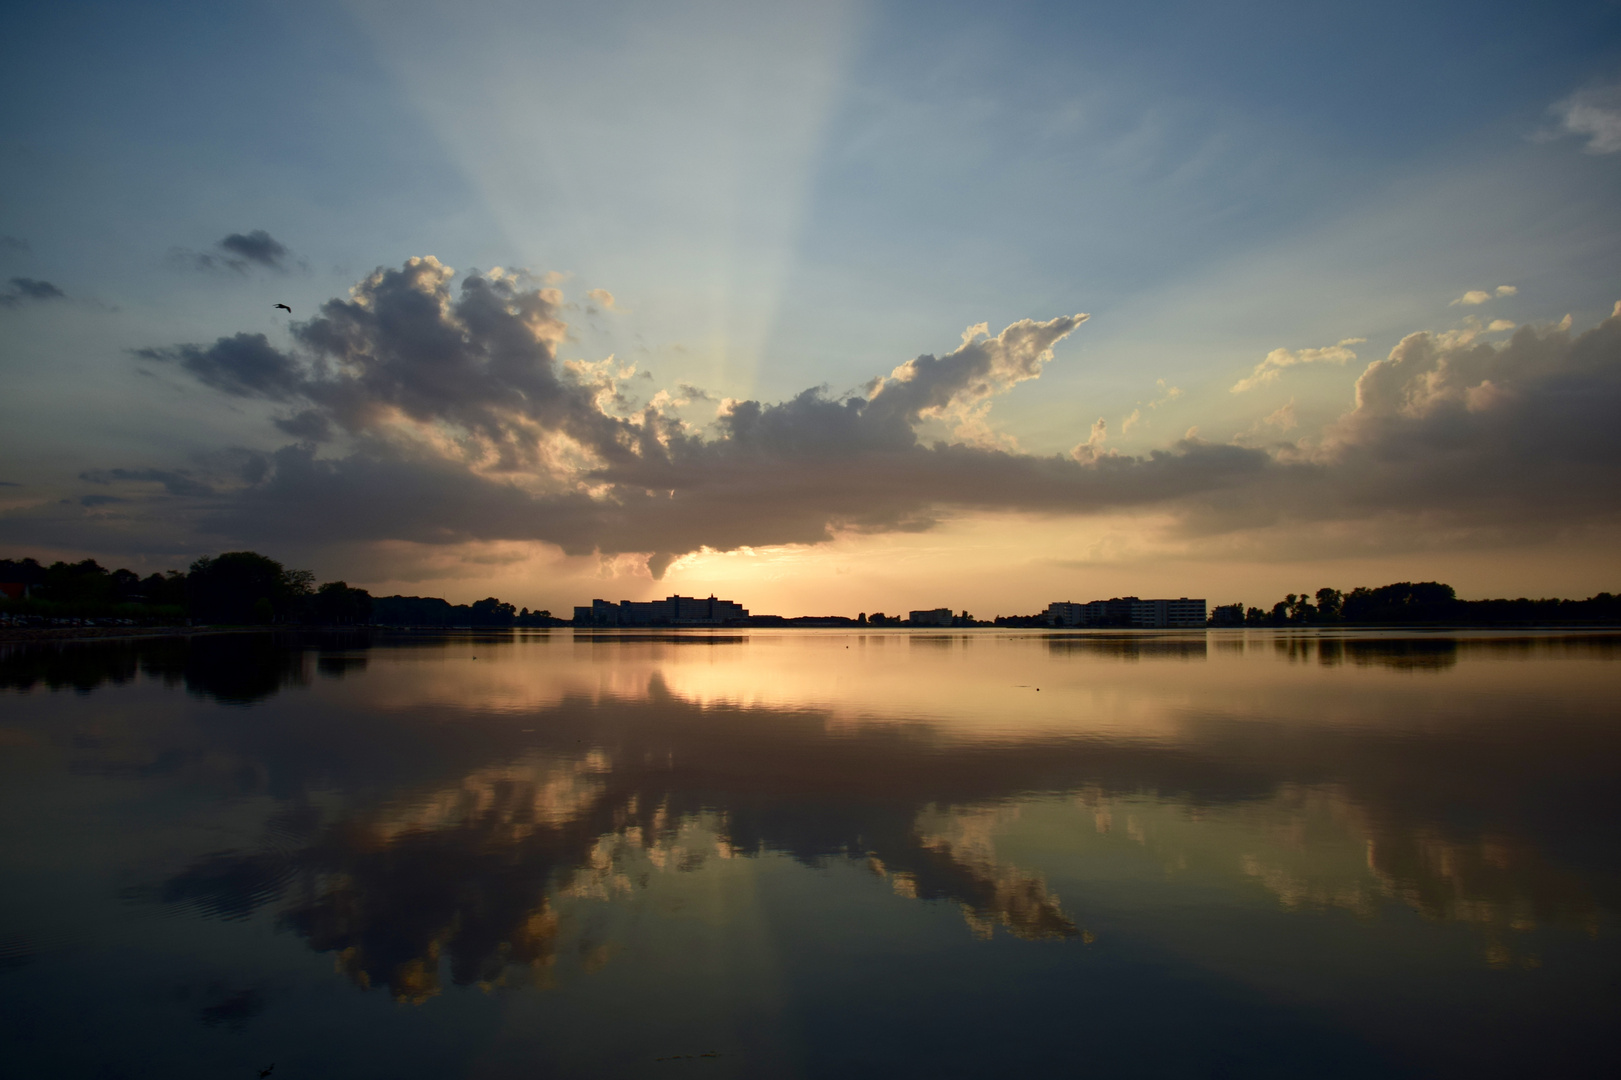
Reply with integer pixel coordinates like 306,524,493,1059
5,622,1621,646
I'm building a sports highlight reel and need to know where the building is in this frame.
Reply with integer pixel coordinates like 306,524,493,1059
1043,597,1136,627
1130,598,1207,628
908,608,953,626
1043,596,1206,628
572,595,748,627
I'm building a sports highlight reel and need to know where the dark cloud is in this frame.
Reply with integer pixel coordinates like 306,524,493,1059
135,333,304,400
79,494,126,507
103,259,1621,575
81,467,216,499
0,235,30,254
272,409,334,442
1183,306,1621,538
0,277,65,308
218,229,289,268
172,229,297,274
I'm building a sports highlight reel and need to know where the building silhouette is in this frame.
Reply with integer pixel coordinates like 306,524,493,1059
573,595,748,627
1044,597,1206,628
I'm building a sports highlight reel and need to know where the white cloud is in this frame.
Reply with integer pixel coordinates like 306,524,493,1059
1231,342,1358,393
1486,319,1515,333
1495,285,1517,297
1552,83,1621,154
1451,290,1492,306
1070,417,1108,461
586,288,617,310
1263,398,1297,432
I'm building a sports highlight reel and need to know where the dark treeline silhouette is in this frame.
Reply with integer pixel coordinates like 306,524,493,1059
371,594,556,628
1209,581,1621,627
1,550,559,629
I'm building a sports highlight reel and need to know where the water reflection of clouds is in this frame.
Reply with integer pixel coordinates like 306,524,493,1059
6,630,1619,997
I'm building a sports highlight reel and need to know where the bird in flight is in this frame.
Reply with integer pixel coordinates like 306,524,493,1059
258,1066,275,1079
274,303,292,313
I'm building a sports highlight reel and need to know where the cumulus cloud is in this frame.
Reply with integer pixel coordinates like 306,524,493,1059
1070,417,1108,461
87,257,1621,576
174,229,297,274
586,288,617,311
0,277,66,308
1231,341,1358,393
1451,286,1515,307
1552,83,1621,154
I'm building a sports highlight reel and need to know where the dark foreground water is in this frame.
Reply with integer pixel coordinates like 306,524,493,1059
1,629,1618,1079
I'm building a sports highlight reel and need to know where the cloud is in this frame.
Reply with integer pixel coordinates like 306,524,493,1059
219,230,290,269
1263,398,1297,432
1450,286,1515,307
1552,83,1621,154
87,258,1621,575
0,235,29,254
1231,341,1357,393
1486,319,1515,333
0,277,66,308
81,467,216,498
1070,417,1107,461
585,288,617,310
135,333,305,400
173,229,297,274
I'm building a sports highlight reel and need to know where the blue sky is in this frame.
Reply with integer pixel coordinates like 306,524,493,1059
3,0,1620,611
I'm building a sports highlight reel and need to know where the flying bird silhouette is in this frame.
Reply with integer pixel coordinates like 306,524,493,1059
274,303,291,313
258,1066,275,1079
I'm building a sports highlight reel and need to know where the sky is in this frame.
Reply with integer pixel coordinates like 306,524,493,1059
2,0,1620,616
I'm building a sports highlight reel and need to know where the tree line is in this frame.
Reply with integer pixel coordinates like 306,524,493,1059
0,551,558,628
1208,581,1621,626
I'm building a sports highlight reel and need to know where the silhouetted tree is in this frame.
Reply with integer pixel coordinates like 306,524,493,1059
1341,582,1458,624
314,581,373,625
42,559,116,605
469,597,517,627
187,551,311,624
1315,587,1344,622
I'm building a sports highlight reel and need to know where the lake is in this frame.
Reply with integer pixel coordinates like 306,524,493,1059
2,628,1618,1078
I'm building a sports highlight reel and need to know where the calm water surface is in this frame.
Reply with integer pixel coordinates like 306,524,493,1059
2,629,1618,1078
